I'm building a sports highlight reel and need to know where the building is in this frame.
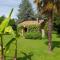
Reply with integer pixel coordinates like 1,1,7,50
18,18,46,37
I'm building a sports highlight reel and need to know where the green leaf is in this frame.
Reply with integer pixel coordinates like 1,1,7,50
0,8,13,33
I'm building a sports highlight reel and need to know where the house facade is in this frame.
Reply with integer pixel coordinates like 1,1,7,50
18,19,46,37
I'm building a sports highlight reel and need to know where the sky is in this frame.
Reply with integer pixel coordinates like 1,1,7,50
0,0,36,19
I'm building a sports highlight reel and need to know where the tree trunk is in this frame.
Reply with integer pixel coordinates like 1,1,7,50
48,12,52,52
0,35,4,60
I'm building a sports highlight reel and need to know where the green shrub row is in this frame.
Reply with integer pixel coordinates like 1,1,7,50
24,32,41,39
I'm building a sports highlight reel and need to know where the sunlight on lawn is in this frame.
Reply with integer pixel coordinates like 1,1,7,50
0,34,60,60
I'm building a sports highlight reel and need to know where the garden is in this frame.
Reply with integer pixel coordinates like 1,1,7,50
0,0,60,60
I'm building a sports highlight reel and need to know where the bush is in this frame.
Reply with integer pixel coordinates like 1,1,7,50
24,32,41,39
27,25,40,32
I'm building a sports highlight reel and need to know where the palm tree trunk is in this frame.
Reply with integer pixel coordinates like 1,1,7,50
48,12,52,52
0,35,4,60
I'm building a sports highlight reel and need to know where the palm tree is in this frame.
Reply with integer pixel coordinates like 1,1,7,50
34,0,60,52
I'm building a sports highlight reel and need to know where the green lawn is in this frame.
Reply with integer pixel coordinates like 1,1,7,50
1,34,60,60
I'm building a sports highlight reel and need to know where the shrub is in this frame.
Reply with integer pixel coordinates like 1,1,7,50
24,32,41,39
18,25,40,36
27,25,40,32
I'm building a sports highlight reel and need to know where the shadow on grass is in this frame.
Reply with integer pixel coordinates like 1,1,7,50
5,52,33,60
4,56,13,60
45,41,60,50
17,52,33,60
5,38,16,53
57,34,60,38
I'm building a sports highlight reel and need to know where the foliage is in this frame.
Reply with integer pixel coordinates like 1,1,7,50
9,18,17,31
4,26,15,36
2,34,60,60
53,14,60,26
24,32,41,39
17,0,35,21
0,8,14,60
27,25,40,32
18,25,24,30
53,14,60,34
34,0,60,51
0,16,16,31
17,25,24,34
9,18,15,26
0,16,5,23
0,8,13,33
18,25,40,35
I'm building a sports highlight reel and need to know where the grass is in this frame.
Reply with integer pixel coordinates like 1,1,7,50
0,34,60,60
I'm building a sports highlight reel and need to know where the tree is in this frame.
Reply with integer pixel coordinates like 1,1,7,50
53,14,60,34
0,16,15,26
17,0,35,21
9,19,15,26
34,0,60,52
0,16,5,24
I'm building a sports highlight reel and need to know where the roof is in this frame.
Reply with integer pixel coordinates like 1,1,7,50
18,19,44,27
